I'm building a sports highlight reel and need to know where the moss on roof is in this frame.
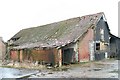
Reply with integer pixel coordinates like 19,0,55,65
10,12,104,49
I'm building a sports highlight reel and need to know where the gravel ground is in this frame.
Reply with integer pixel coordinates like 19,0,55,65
0,59,119,78
29,59,119,78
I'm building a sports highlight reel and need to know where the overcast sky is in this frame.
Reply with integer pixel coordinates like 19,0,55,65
0,0,119,42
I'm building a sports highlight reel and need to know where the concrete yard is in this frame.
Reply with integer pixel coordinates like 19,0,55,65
29,59,119,78
0,59,119,79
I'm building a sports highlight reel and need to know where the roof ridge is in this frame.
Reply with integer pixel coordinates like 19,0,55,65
19,12,104,31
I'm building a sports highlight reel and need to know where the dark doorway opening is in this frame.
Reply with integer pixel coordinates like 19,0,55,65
96,43,100,50
62,48,74,65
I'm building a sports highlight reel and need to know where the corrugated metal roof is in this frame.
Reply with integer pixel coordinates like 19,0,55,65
10,12,104,49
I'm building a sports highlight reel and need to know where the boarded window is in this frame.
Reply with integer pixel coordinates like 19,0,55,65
96,43,100,50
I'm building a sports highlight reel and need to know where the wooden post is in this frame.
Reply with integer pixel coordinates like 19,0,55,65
105,52,108,59
58,49,62,67
20,49,23,62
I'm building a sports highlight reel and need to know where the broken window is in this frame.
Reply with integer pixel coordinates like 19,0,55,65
96,43,100,50
100,28,104,41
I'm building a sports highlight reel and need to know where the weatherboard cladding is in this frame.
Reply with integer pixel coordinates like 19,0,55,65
11,12,104,49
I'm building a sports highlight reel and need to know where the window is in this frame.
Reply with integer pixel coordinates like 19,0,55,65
96,43,100,50
100,29,104,41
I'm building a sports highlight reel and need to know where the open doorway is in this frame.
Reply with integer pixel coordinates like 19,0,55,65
96,43,100,50
62,48,74,65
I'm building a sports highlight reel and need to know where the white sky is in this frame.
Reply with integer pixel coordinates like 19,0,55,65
0,0,119,42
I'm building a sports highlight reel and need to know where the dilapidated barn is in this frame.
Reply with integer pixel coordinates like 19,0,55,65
8,12,110,67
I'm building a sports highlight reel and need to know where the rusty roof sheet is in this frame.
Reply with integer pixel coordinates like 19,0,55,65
10,12,105,49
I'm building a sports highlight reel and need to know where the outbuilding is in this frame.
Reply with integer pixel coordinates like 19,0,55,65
0,37,6,61
110,34,120,59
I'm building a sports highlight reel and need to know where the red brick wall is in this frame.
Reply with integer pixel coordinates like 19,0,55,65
10,48,59,65
10,50,18,61
31,48,58,64
32,49,53,62
78,29,94,62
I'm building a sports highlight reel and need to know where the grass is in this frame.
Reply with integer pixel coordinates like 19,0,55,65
0,64,30,69
109,70,119,73
79,61,89,64
0,65,13,68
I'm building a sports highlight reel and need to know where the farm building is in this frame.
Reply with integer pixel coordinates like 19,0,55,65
8,12,110,67
0,37,6,61
110,34,120,59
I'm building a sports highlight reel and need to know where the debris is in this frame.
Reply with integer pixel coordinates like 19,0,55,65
48,72,53,74
93,68,102,71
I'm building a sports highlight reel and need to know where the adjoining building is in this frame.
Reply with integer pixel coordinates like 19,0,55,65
0,37,6,61
110,34,120,59
8,12,110,67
